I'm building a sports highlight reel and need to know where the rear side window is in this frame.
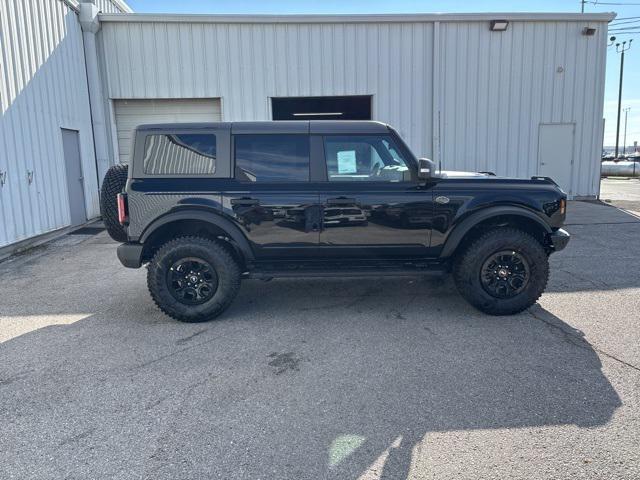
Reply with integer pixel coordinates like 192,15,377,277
143,134,217,175
234,134,309,182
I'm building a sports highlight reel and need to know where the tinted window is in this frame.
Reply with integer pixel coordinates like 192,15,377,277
143,133,217,175
235,135,309,182
324,135,414,182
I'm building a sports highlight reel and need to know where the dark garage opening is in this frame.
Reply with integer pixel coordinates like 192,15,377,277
271,96,372,121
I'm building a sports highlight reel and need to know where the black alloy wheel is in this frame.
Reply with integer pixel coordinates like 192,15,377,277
167,257,218,305
480,250,530,299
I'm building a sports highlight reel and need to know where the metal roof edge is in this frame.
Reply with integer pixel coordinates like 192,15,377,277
60,0,79,13
109,0,134,13
97,12,617,24
60,0,133,14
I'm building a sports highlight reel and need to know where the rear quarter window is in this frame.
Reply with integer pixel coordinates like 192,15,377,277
143,133,217,175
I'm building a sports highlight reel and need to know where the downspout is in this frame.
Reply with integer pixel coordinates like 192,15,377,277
79,0,111,188
432,21,441,168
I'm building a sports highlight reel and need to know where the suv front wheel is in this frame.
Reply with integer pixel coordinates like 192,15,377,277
147,237,241,322
453,228,549,315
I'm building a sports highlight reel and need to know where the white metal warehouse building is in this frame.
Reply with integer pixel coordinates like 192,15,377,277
0,0,615,252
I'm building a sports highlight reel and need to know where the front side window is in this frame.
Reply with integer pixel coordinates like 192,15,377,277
324,135,414,182
143,134,217,175
235,134,310,182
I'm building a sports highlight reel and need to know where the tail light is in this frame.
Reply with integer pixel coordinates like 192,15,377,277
117,193,129,225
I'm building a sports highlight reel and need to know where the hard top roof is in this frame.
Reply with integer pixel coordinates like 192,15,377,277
135,120,391,135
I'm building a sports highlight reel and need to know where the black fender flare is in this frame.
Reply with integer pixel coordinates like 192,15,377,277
140,209,255,261
439,206,552,258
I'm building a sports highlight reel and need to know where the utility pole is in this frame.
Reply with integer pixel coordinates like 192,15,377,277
581,0,585,13
615,40,633,158
623,107,631,155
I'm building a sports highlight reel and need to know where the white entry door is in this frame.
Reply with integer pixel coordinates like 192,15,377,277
538,123,574,194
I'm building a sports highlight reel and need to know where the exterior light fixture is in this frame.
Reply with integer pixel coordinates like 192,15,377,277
490,20,509,32
582,27,596,36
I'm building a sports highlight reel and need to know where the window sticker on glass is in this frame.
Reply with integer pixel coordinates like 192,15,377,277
337,150,357,174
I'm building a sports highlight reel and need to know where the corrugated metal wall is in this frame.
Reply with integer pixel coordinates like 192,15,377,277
98,16,609,198
98,21,435,164
0,0,99,248
438,20,608,197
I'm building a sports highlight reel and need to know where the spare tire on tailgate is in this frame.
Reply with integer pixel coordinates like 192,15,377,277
100,163,129,242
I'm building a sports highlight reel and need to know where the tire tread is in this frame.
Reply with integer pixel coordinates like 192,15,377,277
100,164,129,242
147,236,241,323
453,227,549,315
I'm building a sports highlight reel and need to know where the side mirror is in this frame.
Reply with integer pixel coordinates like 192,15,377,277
418,158,436,180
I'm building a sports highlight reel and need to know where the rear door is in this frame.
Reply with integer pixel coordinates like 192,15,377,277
221,123,320,257
61,129,86,227
315,131,434,257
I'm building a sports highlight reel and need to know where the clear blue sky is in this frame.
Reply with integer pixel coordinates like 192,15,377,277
126,0,640,150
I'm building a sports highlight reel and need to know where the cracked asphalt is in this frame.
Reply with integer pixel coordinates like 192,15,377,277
1,200,639,479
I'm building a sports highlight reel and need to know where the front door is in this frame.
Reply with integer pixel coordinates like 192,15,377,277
317,133,434,257
61,129,86,226
538,123,574,195
222,132,320,257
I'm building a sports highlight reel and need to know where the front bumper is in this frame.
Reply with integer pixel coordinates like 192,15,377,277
549,228,570,252
117,242,144,268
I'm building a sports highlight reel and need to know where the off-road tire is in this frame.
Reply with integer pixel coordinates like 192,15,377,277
453,227,549,315
100,164,129,242
147,237,241,322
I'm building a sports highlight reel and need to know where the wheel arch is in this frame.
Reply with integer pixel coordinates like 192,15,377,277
440,206,553,259
139,209,254,265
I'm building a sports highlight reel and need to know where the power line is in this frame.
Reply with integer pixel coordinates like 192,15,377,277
587,2,640,5
611,19,640,25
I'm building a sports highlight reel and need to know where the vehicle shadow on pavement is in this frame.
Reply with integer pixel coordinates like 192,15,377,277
0,263,623,479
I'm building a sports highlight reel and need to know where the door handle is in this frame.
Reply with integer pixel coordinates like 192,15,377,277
231,197,259,207
326,197,356,205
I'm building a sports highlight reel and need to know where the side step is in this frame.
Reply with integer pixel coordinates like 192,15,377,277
244,259,449,280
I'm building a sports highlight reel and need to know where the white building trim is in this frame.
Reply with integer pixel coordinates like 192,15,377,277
98,12,616,24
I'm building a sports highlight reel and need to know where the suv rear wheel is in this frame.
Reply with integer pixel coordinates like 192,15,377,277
147,237,241,322
453,228,549,315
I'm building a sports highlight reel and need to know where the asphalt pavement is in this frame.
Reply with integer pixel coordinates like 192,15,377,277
1,200,639,479
600,177,640,214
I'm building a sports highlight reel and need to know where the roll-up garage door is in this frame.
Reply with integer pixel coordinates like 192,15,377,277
113,99,222,164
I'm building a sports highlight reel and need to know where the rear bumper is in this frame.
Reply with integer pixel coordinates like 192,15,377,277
117,242,143,268
549,228,570,252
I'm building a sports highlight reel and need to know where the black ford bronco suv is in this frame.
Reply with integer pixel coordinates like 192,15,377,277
101,121,569,322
